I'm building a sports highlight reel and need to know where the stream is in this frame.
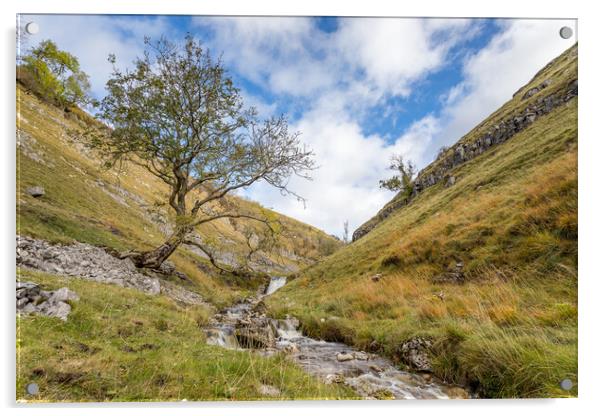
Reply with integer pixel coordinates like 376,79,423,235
205,276,469,399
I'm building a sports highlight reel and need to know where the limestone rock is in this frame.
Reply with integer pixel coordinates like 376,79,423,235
16,236,206,306
336,352,354,362
235,318,276,348
258,384,281,397
431,261,465,284
400,337,433,372
16,281,78,321
26,186,45,198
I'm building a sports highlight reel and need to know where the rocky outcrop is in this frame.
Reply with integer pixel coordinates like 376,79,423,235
16,236,207,306
400,337,433,372
431,261,465,284
16,281,79,321
352,50,578,242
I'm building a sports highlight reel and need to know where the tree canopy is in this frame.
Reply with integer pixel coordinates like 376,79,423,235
21,40,92,107
86,35,315,270
379,154,416,199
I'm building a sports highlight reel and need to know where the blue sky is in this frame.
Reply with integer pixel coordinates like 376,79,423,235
19,15,577,236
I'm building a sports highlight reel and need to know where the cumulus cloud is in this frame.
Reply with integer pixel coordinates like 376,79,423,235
241,18,577,236
203,17,478,235
22,15,173,97
18,15,578,238
193,17,336,98
432,19,577,152
334,18,473,96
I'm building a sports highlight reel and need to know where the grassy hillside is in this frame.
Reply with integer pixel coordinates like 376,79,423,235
17,83,340,306
16,82,348,401
17,269,353,402
266,47,578,398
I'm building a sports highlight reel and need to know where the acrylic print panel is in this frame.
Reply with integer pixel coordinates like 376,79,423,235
16,14,577,402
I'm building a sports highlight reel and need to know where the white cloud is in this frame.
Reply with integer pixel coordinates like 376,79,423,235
242,100,440,236
433,19,577,151
334,18,471,96
22,15,173,97
193,17,336,98
19,16,578,238
242,19,578,236
205,17,476,235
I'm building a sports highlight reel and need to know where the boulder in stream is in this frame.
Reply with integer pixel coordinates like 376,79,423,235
400,337,433,372
235,317,276,348
336,352,354,362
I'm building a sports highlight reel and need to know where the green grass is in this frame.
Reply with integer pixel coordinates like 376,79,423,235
266,53,578,398
16,79,348,402
17,269,355,402
16,83,340,306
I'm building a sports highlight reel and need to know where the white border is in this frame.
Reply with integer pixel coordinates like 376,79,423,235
3,1,601,416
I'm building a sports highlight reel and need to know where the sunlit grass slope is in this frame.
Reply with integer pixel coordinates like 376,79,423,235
267,49,578,398
17,269,354,402
17,83,340,305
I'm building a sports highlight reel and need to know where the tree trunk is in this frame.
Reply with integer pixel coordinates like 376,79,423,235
129,226,191,269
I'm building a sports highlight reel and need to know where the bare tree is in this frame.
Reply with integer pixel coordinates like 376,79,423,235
342,220,349,244
83,35,315,270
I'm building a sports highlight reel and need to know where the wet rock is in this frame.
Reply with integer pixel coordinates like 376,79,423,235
369,365,384,373
235,318,276,348
325,374,345,384
353,351,369,360
336,352,354,362
283,343,299,354
446,386,470,399
400,337,433,372
26,186,45,198
258,384,281,397
368,340,382,353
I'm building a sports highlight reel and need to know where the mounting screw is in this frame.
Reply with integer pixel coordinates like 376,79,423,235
26,383,39,395
559,26,573,39
559,378,573,391
25,22,39,35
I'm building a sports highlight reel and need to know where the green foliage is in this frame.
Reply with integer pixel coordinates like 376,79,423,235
17,270,354,401
21,40,92,107
379,154,416,199
17,82,337,304
82,34,315,268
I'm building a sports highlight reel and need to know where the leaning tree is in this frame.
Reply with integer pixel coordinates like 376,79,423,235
86,35,315,270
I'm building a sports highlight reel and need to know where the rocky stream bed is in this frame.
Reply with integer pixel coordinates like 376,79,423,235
205,276,470,400
16,236,469,399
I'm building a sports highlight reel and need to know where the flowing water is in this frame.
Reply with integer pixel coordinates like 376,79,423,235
205,276,469,399
264,276,287,295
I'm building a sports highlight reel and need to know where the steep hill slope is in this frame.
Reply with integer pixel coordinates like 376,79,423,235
17,84,341,305
266,45,578,398
16,82,346,401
